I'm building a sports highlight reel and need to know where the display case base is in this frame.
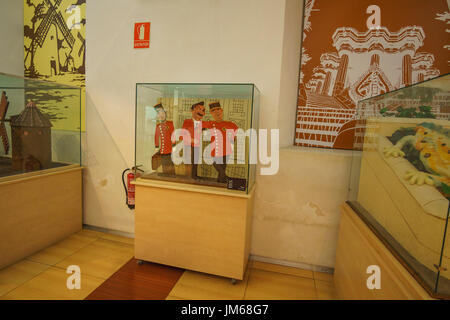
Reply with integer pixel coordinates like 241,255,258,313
141,172,228,188
134,179,255,280
0,165,83,269
0,156,68,178
334,203,437,300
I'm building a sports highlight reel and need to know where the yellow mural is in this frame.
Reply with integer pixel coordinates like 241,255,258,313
24,0,85,131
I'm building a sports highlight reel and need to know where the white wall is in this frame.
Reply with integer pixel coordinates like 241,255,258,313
85,0,352,270
250,0,353,270
278,0,302,147
0,0,24,75
252,147,352,269
85,0,288,232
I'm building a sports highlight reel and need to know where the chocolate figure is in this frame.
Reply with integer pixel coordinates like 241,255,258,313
0,91,10,154
10,101,52,171
181,101,210,179
154,103,175,175
208,102,238,183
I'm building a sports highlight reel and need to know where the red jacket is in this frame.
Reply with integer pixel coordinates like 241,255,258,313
155,121,175,154
181,119,211,147
209,121,238,157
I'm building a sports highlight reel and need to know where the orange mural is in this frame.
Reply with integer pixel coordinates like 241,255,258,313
295,0,450,150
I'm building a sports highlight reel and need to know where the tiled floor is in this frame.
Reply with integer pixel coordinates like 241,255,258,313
0,228,338,300
0,229,134,300
166,260,337,300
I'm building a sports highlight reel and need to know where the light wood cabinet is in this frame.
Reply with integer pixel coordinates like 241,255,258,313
134,179,255,280
0,165,83,269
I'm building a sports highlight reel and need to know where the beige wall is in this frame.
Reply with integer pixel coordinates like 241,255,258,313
252,147,352,269
0,0,23,76
85,0,352,270
278,0,302,147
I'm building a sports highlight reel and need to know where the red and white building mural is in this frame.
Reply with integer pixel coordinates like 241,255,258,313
295,0,450,149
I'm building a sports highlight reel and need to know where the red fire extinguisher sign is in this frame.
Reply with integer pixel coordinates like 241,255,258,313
134,22,150,49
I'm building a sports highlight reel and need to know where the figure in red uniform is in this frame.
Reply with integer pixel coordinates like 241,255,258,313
154,103,175,174
208,102,238,183
181,101,211,179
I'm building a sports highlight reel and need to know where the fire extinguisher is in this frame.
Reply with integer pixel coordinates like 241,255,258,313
122,166,143,209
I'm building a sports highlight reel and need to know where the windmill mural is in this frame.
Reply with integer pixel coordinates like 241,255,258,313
24,0,86,131
24,0,77,78
0,92,10,155
77,31,85,74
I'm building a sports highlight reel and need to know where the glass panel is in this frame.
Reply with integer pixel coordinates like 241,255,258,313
0,72,81,179
436,205,450,296
248,86,260,192
348,73,450,297
135,83,259,193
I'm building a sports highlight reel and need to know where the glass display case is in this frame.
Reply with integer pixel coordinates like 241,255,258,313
135,83,260,194
0,72,81,179
348,73,450,298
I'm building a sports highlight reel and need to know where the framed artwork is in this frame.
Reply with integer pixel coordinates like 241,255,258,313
295,0,450,149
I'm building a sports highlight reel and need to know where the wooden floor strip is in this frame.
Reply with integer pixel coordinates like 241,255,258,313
85,258,184,300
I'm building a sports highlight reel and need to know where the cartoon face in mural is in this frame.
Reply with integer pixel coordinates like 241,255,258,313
295,0,450,150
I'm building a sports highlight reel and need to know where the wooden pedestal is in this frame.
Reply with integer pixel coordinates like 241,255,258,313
0,165,83,269
334,203,434,300
134,179,255,280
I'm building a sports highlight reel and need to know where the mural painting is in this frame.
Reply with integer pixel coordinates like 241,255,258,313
295,0,450,149
24,0,85,131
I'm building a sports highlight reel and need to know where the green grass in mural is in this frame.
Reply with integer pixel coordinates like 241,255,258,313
25,89,81,131
380,105,436,118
